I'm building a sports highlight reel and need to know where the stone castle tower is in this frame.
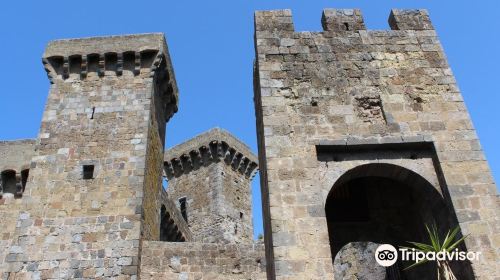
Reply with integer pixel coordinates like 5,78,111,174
164,128,258,244
1,33,180,278
254,8,499,280
0,6,498,280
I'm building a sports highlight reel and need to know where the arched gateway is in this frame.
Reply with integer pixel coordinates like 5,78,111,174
326,163,472,279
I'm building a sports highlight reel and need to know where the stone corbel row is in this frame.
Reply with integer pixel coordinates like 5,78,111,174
43,50,163,82
164,140,258,180
152,54,178,123
161,211,187,242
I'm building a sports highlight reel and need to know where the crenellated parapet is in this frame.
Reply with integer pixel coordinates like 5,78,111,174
164,128,258,180
255,8,434,33
42,33,178,120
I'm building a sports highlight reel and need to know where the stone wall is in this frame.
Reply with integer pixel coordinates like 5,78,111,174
0,140,35,198
140,241,266,279
0,139,35,172
0,33,178,279
254,8,499,280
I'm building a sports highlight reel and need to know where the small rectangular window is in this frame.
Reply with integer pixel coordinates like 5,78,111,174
83,165,94,180
179,197,187,223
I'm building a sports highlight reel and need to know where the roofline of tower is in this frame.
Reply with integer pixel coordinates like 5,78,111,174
41,33,179,115
43,33,167,58
165,128,257,163
164,128,258,180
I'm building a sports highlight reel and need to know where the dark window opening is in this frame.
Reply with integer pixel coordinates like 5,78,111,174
83,165,94,180
179,197,187,223
1,170,17,196
344,22,350,31
240,212,244,219
90,107,95,119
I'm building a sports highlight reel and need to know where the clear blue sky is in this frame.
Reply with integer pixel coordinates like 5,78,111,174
1,0,498,238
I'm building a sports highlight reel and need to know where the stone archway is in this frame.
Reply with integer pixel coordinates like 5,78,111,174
325,163,472,280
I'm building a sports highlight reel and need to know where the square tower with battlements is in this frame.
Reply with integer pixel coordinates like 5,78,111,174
164,128,259,244
0,33,178,278
254,8,499,280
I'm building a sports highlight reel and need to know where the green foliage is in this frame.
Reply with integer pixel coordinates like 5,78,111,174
404,223,469,280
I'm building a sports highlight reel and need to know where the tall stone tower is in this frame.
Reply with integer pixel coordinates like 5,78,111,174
164,128,258,244
254,9,499,280
0,34,178,278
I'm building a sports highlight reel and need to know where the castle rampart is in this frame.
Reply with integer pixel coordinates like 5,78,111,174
254,8,498,279
0,33,179,279
0,6,497,280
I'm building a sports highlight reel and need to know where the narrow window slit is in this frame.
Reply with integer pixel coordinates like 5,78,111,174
83,165,94,180
179,197,187,223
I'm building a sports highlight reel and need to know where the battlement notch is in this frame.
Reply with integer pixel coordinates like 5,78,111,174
322,9,366,32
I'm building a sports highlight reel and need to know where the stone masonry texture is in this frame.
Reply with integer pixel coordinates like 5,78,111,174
140,242,266,279
164,128,258,244
0,34,264,280
254,8,499,280
0,6,498,280
0,33,179,279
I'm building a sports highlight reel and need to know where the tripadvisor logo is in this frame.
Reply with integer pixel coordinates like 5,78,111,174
374,244,481,267
375,244,398,267
374,224,480,279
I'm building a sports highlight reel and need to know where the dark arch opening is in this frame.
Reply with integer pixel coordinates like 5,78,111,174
326,163,473,280
1,170,17,196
